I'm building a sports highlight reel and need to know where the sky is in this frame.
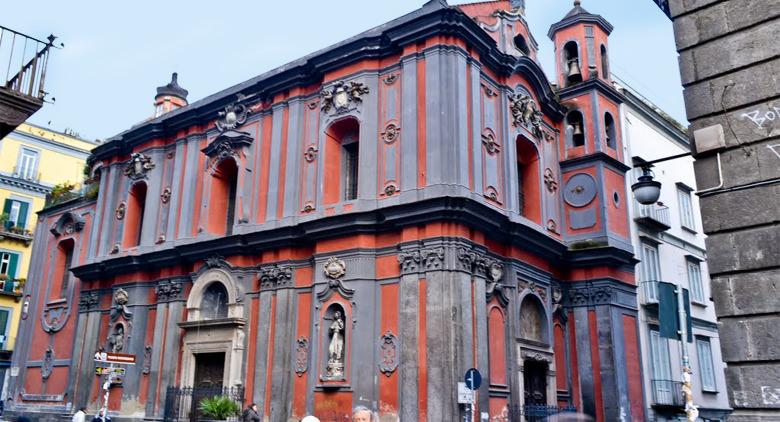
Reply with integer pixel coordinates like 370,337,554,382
4,0,685,141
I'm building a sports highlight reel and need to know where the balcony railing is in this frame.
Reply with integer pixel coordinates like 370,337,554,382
11,165,41,183
635,203,671,231
507,404,578,421
641,280,660,305
0,277,23,297
1,26,57,100
651,379,684,408
0,225,33,245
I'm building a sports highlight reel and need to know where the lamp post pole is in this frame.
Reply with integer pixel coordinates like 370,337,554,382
676,286,698,421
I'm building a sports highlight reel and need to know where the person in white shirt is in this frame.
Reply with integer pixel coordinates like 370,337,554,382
72,406,87,422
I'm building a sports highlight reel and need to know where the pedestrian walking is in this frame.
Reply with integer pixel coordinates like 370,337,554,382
72,407,87,422
242,403,260,422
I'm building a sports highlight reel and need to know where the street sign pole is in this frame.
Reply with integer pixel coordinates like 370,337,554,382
101,362,113,422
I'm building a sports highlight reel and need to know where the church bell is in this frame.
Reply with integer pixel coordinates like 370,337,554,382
567,59,582,80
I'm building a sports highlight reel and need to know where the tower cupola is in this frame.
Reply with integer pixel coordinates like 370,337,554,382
548,1,613,88
153,72,188,118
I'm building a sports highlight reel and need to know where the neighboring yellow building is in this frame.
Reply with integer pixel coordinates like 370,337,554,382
0,123,95,360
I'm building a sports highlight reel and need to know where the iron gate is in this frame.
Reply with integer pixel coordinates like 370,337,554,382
163,386,244,421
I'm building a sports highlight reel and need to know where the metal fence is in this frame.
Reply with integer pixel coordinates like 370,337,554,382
651,379,684,407
163,386,244,422
0,25,58,100
507,404,578,421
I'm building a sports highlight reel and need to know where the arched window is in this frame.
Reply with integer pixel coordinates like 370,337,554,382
516,136,541,223
514,34,530,55
201,282,229,320
123,182,147,247
520,295,548,344
600,44,609,79
604,112,617,149
53,238,74,298
566,111,585,148
324,118,360,204
563,41,582,86
208,159,238,236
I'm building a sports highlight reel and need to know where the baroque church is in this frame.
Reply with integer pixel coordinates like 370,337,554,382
9,1,646,420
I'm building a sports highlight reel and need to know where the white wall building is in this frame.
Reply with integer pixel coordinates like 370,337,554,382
617,81,732,421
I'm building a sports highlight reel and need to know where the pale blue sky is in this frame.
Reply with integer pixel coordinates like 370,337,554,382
5,0,684,141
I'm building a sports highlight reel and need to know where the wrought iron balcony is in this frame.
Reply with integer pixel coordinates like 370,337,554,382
640,280,660,305
0,225,33,246
635,203,671,231
11,165,41,182
0,26,59,138
650,379,684,408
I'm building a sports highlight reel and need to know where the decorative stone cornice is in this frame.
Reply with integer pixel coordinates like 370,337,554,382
258,264,293,289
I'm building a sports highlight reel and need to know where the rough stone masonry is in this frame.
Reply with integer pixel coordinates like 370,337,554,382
667,0,780,420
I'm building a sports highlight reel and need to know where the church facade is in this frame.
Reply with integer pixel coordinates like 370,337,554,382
8,1,647,420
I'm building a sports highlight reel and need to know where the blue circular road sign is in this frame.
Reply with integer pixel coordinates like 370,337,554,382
464,368,482,390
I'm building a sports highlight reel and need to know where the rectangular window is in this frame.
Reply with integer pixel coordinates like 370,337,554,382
0,309,9,350
696,337,717,392
0,252,18,278
688,261,704,303
343,142,359,201
677,187,695,231
640,243,661,302
3,199,29,229
17,148,38,180
650,329,673,403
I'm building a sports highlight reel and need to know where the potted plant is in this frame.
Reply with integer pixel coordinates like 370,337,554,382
197,396,240,421
0,213,9,230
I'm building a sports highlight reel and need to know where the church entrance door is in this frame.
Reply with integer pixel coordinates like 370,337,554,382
190,352,226,420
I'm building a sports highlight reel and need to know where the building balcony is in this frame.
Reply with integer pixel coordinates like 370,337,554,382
650,379,684,409
0,277,23,298
0,26,59,138
635,203,671,231
640,280,660,306
10,166,41,183
0,225,33,246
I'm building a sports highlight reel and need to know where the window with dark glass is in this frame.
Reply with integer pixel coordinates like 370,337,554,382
343,141,359,201
201,282,229,320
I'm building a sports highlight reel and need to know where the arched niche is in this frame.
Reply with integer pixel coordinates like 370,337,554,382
563,41,582,86
565,111,585,148
604,112,617,150
487,304,508,387
515,135,541,223
323,116,361,205
519,294,549,345
320,301,350,383
122,181,147,248
207,158,239,236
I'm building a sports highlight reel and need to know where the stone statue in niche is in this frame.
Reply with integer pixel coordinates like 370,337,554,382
326,311,345,378
108,324,125,353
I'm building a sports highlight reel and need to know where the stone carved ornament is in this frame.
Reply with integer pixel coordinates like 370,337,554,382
295,337,309,376
215,103,249,132
155,280,183,302
142,345,153,375
378,331,399,376
258,264,293,289
124,153,155,180
41,347,54,380
115,202,126,220
509,92,544,138
110,288,133,322
458,246,509,305
323,257,346,280
50,211,86,237
544,168,558,193
160,187,172,204
518,278,547,302
78,290,99,312
481,128,500,155
321,80,369,114
42,303,69,333
107,323,125,353
326,310,346,379
567,285,613,307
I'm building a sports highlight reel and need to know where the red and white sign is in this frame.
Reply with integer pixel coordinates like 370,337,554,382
94,352,136,365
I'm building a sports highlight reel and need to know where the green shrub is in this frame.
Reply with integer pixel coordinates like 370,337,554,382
198,396,240,419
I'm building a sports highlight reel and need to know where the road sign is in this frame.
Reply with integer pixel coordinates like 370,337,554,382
464,368,482,390
457,382,475,404
95,367,126,376
94,352,136,365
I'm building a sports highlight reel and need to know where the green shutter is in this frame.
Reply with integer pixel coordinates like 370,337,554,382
0,310,9,346
2,200,11,229
17,201,29,229
658,281,678,340
7,253,18,280
683,289,693,343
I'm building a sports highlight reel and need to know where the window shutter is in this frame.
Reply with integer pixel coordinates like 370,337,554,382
0,310,9,341
17,201,29,229
7,253,18,279
2,200,11,228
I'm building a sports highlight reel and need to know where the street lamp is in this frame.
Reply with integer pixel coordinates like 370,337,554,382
630,152,691,205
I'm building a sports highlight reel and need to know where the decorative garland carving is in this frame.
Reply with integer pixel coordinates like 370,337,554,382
295,337,309,376
160,187,172,204
124,153,155,180
381,122,400,143
258,264,293,289
41,347,54,380
378,331,399,376
215,103,249,132
115,202,126,220
78,290,99,312
543,168,558,193
509,92,543,138
566,285,613,307
481,128,500,155
320,80,369,114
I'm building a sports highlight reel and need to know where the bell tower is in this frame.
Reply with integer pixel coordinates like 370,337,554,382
153,72,189,118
